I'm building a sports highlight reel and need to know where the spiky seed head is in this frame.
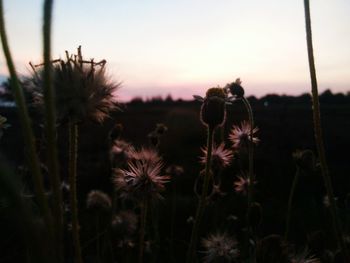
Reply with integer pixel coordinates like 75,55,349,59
200,143,233,171
113,148,170,202
233,173,256,195
86,190,112,212
200,87,227,129
201,232,239,263
229,121,260,149
26,47,121,123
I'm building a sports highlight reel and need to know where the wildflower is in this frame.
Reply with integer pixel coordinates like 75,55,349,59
233,173,256,195
225,78,245,98
229,121,259,149
200,143,233,170
113,148,170,201
201,233,239,263
129,147,162,165
86,190,112,212
26,47,120,123
194,87,228,129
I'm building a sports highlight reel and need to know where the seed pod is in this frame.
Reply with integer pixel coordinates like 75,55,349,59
227,78,245,98
200,87,226,129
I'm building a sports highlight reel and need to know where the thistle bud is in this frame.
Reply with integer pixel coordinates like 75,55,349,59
226,78,245,98
200,87,227,129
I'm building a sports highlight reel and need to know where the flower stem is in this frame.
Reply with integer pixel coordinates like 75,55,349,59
68,121,83,263
0,0,54,253
284,166,300,240
139,199,148,263
303,0,348,259
186,126,214,263
43,1,63,261
242,96,256,262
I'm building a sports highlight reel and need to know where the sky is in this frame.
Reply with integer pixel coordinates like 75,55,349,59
1,0,350,101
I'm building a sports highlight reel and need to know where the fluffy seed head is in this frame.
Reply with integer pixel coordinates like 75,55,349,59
201,232,239,263
86,190,112,212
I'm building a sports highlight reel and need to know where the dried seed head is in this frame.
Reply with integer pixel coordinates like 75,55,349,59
86,190,112,212
201,232,239,263
200,87,227,129
200,143,233,171
113,148,170,202
233,173,256,195
229,121,259,149
110,140,135,168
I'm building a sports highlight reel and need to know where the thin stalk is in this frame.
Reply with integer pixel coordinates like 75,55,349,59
139,199,148,263
242,97,254,210
43,0,63,260
242,97,255,263
68,121,83,263
0,0,54,250
186,127,214,263
303,0,348,259
284,167,300,240
96,214,101,263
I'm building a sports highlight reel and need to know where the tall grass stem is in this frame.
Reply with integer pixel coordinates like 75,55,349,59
303,0,348,259
43,0,63,260
139,199,148,263
0,0,54,252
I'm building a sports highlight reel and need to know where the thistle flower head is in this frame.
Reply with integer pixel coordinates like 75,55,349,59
113,148,170,202
86,190,112,212
229,121,260,149
233,173,256,195
27,47,121,123
200,143,233,170
201,232,239,263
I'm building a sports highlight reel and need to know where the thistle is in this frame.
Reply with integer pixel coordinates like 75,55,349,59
229,121,260,149
200,143,233,171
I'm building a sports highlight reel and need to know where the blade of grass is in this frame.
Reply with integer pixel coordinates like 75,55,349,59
0,0,54,250
303,0,348,260
43,0,63,260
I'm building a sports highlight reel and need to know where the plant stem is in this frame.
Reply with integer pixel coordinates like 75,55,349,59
0,0,54,251
68,121,83,263
43,1,63,261
186,126,214,263
242,97,256,263
284,166,300,240
242,97,254,210
303,0,348,259
96,214,101,263
139,199,148,263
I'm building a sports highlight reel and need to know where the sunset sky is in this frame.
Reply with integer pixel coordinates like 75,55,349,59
1,0,350,100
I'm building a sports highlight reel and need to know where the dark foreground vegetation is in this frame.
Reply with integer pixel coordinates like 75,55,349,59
1,91,350,262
